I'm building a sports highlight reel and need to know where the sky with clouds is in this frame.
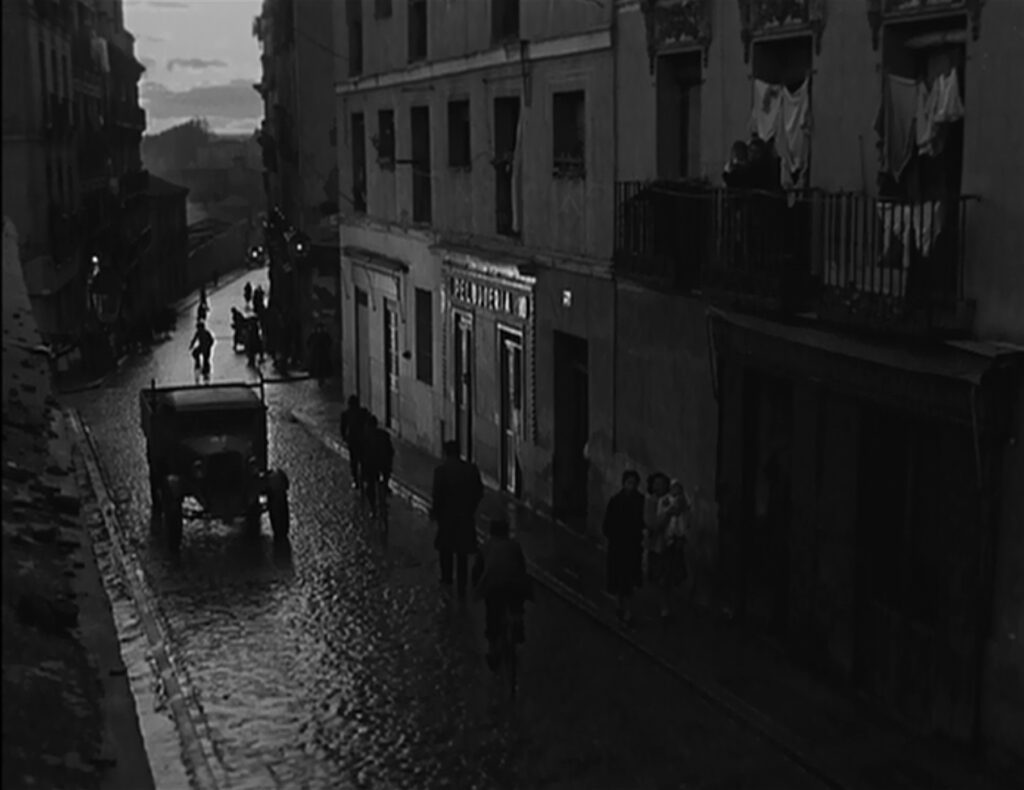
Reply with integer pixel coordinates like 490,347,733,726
124,0,263,136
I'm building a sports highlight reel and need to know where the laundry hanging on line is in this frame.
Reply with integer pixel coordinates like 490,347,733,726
748,78,811,189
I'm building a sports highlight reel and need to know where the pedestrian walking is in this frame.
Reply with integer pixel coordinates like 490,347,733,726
361,416,394,515
252,285,265,315
244,281,253,307
340,395,370,490
189,320,214,381
431,440,484,600
602,470,645,625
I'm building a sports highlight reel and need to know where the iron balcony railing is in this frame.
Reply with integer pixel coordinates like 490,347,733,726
817,191,976,330
614,181,975,331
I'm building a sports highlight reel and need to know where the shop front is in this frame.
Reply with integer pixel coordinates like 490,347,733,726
708,309,1021,745
439,245,536,496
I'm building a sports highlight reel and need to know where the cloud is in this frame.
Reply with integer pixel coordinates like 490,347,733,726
141,80,263,122
166,57,228,72
139,34,166,43
139,56,157,71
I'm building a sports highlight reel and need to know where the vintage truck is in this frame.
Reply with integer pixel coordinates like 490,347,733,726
140,378,289,552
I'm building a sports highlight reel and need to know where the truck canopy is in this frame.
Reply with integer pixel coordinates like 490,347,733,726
158,386,262,412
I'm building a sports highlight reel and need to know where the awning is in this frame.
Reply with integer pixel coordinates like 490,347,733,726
343,245,408,276
708,308,1022,424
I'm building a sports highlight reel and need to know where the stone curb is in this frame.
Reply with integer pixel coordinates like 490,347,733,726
289,407,848,790
67,408,220,790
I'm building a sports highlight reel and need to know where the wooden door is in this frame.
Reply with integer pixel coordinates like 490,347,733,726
383,299,399,429
453,311,474,460
499,328,523,494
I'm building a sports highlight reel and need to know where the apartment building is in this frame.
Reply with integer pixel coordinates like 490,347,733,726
612,0,1024,771
333,0,617,534
254,0,341,364
1,0,179,373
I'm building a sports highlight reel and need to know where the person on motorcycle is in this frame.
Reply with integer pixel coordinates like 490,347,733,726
472,518,533,671
189,320,214,379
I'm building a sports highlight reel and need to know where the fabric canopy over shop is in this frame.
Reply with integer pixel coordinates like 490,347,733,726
708,309,1021,426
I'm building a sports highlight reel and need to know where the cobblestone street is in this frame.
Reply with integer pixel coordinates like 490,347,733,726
67,275,826,789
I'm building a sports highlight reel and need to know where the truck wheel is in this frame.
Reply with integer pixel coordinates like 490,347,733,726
163,477,184,553
244,503,262,539
267,470,289,543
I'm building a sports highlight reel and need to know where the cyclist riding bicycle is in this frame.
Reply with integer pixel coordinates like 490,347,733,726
472,518,533,671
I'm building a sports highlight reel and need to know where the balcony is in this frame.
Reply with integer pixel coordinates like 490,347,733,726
613,182,976,337
613,180,712,292
816,192,976,336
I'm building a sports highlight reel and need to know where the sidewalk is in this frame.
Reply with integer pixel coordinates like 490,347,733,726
288,379,1009,790
3,221,154,789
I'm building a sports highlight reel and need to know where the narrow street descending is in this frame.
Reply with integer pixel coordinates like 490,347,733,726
67,277,826,789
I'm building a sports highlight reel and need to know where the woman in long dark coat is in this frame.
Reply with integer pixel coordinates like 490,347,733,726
603,469,645,625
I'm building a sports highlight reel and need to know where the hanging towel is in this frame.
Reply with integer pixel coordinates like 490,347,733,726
750,79,782,142
875,73,918,179
933,69,964,124
776,79,810,189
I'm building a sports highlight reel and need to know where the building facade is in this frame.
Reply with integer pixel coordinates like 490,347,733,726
333,0,619,531
613,0,1024,773
254,0,341,367
1,0,181,373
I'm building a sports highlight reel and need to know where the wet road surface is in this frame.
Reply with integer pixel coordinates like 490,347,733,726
67,275,827,789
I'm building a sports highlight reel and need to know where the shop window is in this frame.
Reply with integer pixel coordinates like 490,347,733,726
408,0,427,63
447,99,471,168
376,109,395,170
415,287,433,385
552,90,585,179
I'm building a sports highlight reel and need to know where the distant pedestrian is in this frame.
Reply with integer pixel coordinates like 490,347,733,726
603,470,645,625
340,395,370,490
431,440,484,600
361,415,394,515
244,281,253,307
252,285,265,315
189,320,214,380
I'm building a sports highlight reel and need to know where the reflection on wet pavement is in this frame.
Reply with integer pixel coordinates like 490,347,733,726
67,274,825,790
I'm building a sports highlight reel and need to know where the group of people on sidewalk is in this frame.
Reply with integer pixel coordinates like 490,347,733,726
603,470,699,626
339,396,532,671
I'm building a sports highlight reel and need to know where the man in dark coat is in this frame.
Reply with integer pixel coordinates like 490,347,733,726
603,469,646,625
361,415,394,515
340,395,369,490
431,440,484,599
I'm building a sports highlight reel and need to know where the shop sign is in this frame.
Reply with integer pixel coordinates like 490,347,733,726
449,275,529,319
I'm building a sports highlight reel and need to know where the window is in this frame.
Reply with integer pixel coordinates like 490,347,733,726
408,0,427,62
351,112,366,213
494,96,520,236
410,105,431,223
375,0,392,18
491,0,519,43
415,287,433,384
447,100,470,168
656,52,702,179
376,109,395,169
552,90,585,179
347,0,363,77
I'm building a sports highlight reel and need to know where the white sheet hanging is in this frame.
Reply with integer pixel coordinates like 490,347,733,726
750,79,782,142
777,79,810,189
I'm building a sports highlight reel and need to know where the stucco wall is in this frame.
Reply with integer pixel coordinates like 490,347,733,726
351,0,610,77
338,221,442,452
339,48,614,261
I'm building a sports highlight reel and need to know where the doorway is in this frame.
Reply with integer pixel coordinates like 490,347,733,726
383,298,399,430
355,287,371,407
656,51,702,179
499,327,524,495
552,331,588,531
453,311,474,460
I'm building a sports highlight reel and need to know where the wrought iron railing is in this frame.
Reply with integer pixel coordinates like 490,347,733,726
613,181,975,331
817,191,975,327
